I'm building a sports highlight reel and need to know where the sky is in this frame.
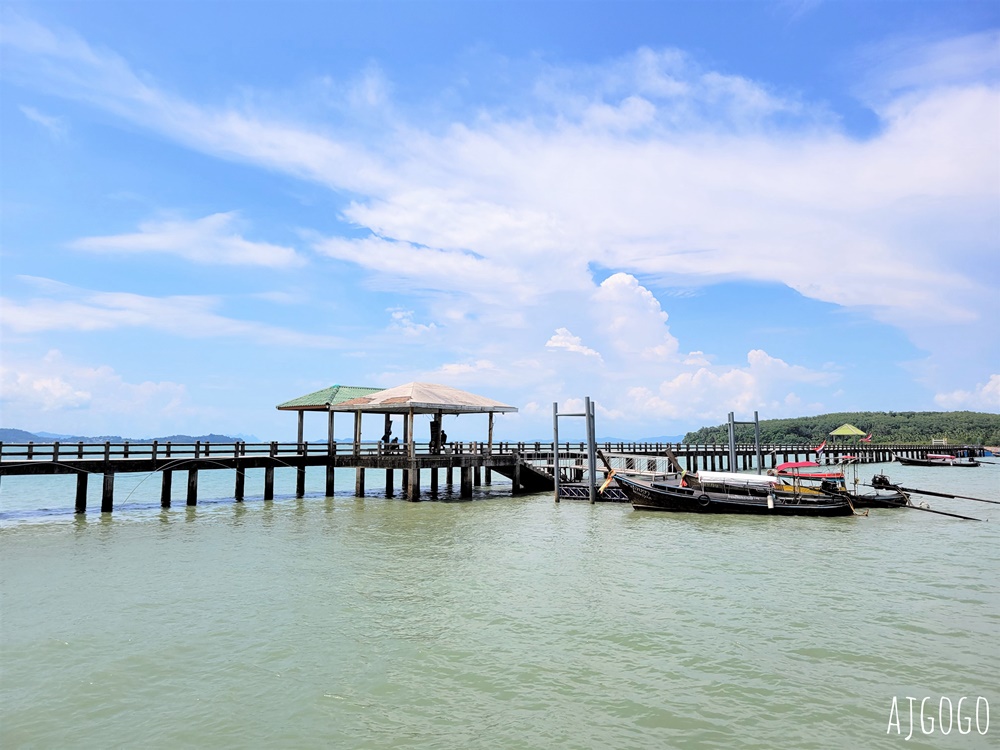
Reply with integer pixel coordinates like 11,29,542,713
1,0,998,442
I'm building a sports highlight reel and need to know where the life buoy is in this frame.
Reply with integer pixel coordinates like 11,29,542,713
697,494,711,507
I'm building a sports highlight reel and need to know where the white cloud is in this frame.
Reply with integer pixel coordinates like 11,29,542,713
388,309,437,336
19,104,67,138
2,16,997,427
70,212,304,267
1,277,343,348
545,327,603,360
934,374,1000,410
0,351,189,432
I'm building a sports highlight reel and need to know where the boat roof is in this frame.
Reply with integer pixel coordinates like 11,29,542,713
697,470,779,486
774,461,820,472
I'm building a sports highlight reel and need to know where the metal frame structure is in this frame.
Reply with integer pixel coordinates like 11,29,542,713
552,397,598,503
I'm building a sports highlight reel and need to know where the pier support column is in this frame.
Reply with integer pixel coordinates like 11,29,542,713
75,473,88,513
407,466,420,501
234,467,245,502
473,466,481,487
101,472,114,513
430,467,438,495
385,469,394,497
355,467,365,497
326,466,336,497
296,465,306,498
512,460,521,495
264,467,274,500
161,471,172,507
460,466,473,498
187,469,198,506
485,468,492,485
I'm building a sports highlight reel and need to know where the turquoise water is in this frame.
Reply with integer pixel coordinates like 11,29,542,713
1,462,998,748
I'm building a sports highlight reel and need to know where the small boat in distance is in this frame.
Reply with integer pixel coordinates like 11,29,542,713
615,471,855,516
894,453,980,468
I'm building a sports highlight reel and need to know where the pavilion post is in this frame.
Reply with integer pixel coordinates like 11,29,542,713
297,410,304,450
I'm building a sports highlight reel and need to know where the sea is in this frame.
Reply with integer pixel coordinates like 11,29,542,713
1,460,998,749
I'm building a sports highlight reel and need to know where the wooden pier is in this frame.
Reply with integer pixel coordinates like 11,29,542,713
0,439,984,513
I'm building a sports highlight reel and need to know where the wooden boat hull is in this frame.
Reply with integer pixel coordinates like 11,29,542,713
895,455,979,467
616,475,854,517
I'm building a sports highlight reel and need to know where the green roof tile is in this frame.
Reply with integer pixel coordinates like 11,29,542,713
276,384,382,410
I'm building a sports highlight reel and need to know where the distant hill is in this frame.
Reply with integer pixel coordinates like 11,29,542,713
682,411,1000,445
0,428,249,444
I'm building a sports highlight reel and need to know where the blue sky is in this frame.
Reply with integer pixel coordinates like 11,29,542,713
2,1,998,441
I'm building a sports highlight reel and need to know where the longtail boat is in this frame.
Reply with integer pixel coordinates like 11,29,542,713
894,453,980,467
614,471,855,516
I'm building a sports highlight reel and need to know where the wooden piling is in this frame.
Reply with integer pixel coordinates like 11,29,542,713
264,467,274,500
187,469,198,506
485,468,492,485
326,465,336,497
355,467,365,496
101,472,114,513
161,470,172,507
473,465,481,487
234,466,245,502
430,467,438,495
408,466,420,501
75,472,88,513
296,465,306,498
385,468,394,497
460,466,473,498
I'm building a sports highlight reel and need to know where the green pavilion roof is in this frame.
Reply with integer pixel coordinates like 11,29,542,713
829,423,866,436
276,385,382,411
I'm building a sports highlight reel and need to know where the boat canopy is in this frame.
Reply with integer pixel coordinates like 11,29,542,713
774,461,820,472
697,470,779,486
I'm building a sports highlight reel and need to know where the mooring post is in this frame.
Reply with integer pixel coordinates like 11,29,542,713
75,472,88,513
161,470,172,507
101,472,114,513
264,466,274,500
553,402,560,503
187,469,198,506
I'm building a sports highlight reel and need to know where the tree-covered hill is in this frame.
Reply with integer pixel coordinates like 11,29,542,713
683,411,1000,446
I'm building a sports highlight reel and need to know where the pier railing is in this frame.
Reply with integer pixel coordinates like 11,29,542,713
1,439,982,466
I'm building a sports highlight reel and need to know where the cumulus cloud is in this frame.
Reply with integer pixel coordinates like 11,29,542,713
545,327,603,360
934,374,1000,410
70,212,304,267
0,351,189,432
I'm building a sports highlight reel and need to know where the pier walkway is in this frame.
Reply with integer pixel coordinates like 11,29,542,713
0,440,984,513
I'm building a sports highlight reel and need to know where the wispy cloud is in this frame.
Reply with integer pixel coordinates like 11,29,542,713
69,212,304,267
19,104,68,139
1,277,343,348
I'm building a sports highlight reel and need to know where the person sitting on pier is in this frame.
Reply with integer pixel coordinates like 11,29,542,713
389,436,399,453
440,430,448,454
